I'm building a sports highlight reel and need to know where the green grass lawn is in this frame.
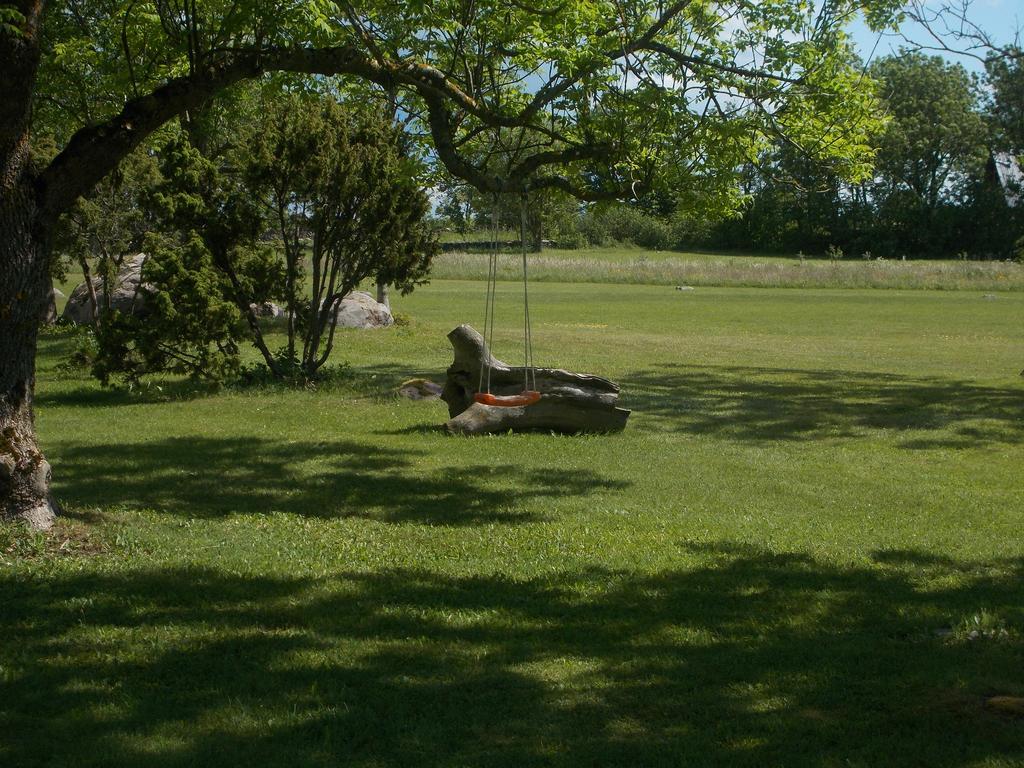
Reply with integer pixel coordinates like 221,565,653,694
4,281,1024,766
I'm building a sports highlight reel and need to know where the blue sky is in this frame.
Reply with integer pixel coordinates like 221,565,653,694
849,0,1021,71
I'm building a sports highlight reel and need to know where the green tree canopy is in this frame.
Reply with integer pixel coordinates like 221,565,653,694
986,47,1024,153
240,92,436,378
870,51,986,213
32,0,901,213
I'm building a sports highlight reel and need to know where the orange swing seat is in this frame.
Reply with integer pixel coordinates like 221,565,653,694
474,390,542,408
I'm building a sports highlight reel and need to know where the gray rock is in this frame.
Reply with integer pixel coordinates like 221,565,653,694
325,291,393,329
250,301,285,319
62,253,152,324
398,378,444,400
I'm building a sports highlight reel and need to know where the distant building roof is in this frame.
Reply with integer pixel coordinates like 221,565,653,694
991,152,1023,207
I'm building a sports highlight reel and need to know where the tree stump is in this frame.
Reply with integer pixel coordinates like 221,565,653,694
441,324,630,435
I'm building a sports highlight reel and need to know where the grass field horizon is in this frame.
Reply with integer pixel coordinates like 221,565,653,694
51,245,1024,301
5,279,1024,766
432,245,1024,291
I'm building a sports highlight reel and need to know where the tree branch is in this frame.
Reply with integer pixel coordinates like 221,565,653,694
641,41,804,85
37,0,823,218
38,45,382,216
38,40,595,217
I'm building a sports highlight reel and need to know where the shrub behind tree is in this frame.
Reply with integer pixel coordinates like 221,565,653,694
239,94,436,379
94,94,437,384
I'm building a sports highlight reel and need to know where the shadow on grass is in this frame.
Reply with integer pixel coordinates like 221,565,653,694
3,544,1023,767
33,333,218,407
623,364,1024,447
34,379,223,408
383,423,448,435
33,362,438,409
50,437,627,526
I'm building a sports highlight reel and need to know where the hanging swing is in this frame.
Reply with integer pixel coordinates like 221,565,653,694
474,192,541,408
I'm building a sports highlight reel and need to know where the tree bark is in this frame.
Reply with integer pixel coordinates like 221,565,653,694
1,186,60,529
1,1,59,528
441,325,630,435
76,253,100,326
42,282,58,324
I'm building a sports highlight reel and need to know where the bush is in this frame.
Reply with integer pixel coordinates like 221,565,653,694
240,93,436,378
669,213,717,250
91,93,436,386
577,211,610,247
580,205,672,249
555,228,589,250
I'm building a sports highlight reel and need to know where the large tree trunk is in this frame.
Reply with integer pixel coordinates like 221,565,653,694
1,2,57,529
0,188,59,529
441,325,630,435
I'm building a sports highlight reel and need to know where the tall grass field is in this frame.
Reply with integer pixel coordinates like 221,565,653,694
433,246,1024,291
3,274,1024,766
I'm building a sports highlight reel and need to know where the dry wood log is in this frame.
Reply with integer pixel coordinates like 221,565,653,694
441,324,630,435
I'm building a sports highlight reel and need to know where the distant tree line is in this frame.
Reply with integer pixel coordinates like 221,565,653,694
438,50,1024,260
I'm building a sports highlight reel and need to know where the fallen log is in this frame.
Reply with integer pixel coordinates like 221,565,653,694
441,324,631,435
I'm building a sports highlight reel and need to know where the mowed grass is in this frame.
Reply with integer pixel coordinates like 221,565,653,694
4,281,1024,766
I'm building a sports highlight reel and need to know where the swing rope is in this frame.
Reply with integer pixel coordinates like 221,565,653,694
479,196,501,395
520,192,537,393
475,191,539,407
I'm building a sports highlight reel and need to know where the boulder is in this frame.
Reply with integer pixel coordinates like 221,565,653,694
398,378,444,400
250,301,285,319
62,253,151,324
326,291,393,329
